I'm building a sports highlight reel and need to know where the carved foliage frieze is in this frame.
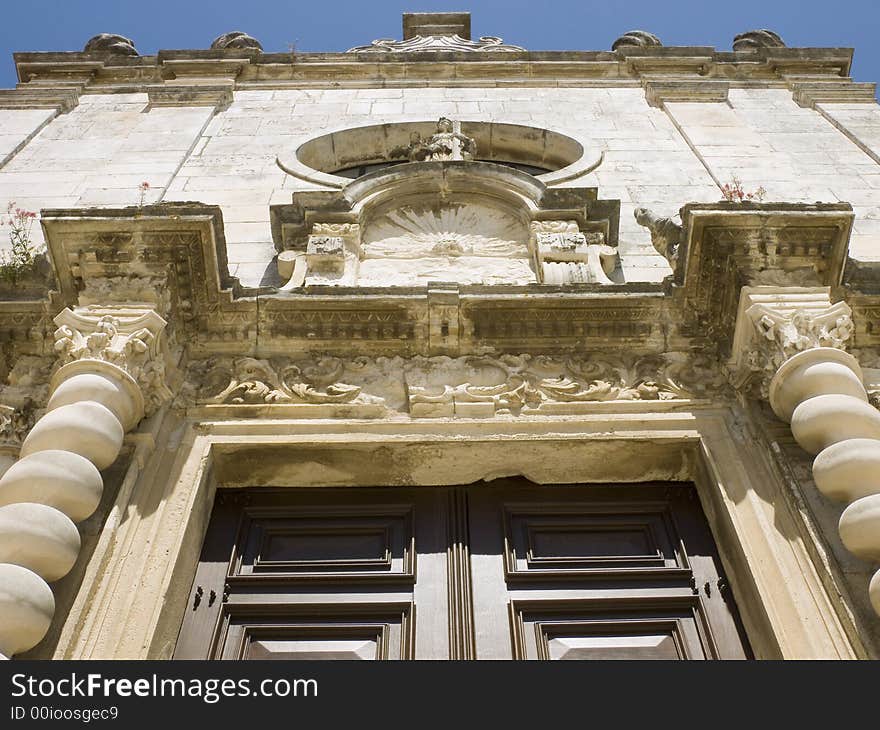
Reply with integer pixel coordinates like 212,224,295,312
189,356,384,407
405,352,725,417
182,351,726,418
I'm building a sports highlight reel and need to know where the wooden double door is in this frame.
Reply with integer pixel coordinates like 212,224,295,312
175,481,751,660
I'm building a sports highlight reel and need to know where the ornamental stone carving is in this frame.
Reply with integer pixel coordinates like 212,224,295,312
53,308,172,417
727,288,854,397
83,33,138,56
733,29,785,52
0,403,35,447
192,357,384,406
530,221,616,285
402,118,477,162
405,352,725,418
347,35,524,53
210,31,262,51
182,352,724,418
634,207,682,266
612,30,662,51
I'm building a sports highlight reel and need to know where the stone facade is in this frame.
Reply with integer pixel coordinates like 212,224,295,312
1,12,880,658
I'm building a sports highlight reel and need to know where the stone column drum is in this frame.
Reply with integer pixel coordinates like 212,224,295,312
0,307,167,658
770,347,880,615
730,288,880,617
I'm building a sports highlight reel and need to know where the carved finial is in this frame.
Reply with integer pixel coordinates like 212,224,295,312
634,208,681,266
612,30,662,51
211,31,263,51
83,33,138,56
733,29,785,52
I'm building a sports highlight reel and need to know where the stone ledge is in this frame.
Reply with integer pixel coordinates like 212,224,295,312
146,85,233,107
644,81,730,107
792,81,878,108
0,88,79,113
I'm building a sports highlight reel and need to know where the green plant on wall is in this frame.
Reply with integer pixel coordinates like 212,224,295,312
0,202,40,285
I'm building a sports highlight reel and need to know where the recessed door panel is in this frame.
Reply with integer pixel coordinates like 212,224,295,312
176,481,751,660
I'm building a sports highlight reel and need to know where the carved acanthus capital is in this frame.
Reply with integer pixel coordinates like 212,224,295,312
728,287,854,397
52,307,173,415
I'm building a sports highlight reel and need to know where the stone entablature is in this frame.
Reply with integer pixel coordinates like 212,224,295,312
0,200,867,362
10,46,863,98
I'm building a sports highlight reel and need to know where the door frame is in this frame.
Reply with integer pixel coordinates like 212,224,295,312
52,407,869,659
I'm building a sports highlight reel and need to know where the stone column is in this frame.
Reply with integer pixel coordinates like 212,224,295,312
0,307,169,658
730,286,880,615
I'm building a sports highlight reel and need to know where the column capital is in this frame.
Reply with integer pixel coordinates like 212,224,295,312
52,306,173,420
727,286,855,398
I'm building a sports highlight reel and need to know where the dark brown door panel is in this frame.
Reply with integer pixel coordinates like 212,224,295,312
175,481,751,660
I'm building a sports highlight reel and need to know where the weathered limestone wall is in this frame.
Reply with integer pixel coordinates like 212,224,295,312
812,102,880,261
162,87,722,284
0,108,56,169
0,88,878,278
0,94,213,249
666,90,880,261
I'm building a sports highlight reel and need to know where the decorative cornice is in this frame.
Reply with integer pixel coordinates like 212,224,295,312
0,201,861,372
0,88,79,113
11,46,855,93
791,81,878,108
159,58,248,82
677,203,854,351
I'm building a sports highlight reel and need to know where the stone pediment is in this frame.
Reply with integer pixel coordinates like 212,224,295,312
270,159,620,289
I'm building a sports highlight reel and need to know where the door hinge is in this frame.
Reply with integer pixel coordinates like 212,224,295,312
192,585,203,611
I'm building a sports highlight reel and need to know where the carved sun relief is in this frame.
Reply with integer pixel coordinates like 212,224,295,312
358,199,533,286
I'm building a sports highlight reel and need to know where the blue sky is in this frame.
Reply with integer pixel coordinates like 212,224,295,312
0,0,878,87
